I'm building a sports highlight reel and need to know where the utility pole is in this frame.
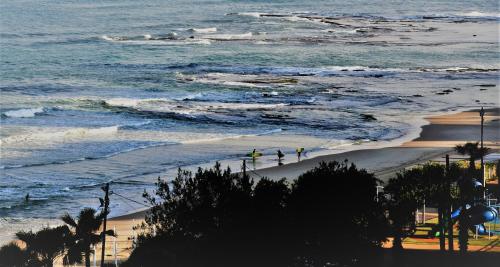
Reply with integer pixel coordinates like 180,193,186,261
446,154,454,252
479,107,485,198
100,183,110,267
242,159,246,178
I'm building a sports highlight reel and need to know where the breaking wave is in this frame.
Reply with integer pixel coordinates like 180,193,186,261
101,35,211,45
188,27,217,33
1,125,119,146
3,107,45,118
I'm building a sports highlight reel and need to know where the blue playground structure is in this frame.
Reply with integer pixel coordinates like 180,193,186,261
450,179,499,236
451,204,499,235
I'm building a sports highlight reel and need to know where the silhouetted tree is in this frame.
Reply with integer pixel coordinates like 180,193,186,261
125,161,388,267
454,142,489,254
421,163,450,251
287,161,388,266
61,208,114,267
15,225,71,267
385,168,423,251
455,142,489,174
0,242,29,267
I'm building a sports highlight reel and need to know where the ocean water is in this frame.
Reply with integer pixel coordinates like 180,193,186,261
0,0,499,243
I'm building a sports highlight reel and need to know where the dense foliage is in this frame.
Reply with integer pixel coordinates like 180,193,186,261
125,161,388,267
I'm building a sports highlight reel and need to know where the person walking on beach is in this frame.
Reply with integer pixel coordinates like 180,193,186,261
296,147,304,161
252,149,257,160
277,150,284,166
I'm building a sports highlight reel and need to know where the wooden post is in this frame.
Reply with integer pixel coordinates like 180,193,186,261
114,226,118,267
423,199,426,223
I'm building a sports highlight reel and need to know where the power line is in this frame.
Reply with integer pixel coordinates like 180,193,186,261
113,192,152,208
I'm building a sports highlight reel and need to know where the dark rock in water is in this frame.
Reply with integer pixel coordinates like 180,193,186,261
369,74,384,78
412,94,424,97
452,87,461,90
475,84,496,87
345,89,359,93
261,113,290,120
475,100,480,103
479,88,488,91
360,114,377,121
435,92,446,95
442,89,453,93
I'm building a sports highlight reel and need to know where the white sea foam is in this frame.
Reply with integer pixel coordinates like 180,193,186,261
181,128,282,144
113,39,210,45
457,11,500,18
189,27,217,33
105,98,141,107
284,16,311,22
1,126,119,146
201,32,252,40
233,12,264,18
101,35,210,45
254,40,271,45
101,35,124,41
3,107,44,118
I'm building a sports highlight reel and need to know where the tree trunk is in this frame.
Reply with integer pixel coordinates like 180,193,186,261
469,157,475,172
85,249,91,267
392,226,403,251
447,205,454,251
438,207,446,251
458,207,468,254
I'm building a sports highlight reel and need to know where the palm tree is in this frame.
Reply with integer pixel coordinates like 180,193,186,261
15,225,71,267
62,208,114,267
455,142,489,173
455,142,489,254
385,168,423,251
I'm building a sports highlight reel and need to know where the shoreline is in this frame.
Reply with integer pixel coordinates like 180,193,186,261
2,108,498,258
104,107,497,221
105,108,499,224
97,107,499,263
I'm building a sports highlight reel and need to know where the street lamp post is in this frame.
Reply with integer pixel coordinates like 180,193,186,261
479,107,485,198
376,185,384,202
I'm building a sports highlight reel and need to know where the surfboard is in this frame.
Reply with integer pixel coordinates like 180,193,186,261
247,152,263,157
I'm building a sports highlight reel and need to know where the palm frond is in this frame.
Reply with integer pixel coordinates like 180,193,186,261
61,213,77,228
104,229,116,237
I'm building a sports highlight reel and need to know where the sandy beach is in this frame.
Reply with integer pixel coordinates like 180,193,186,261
81,108,499,265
